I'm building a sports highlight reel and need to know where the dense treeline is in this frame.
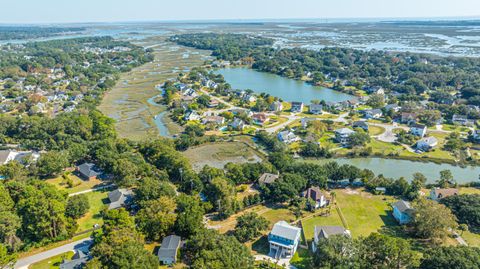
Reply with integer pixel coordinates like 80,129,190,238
171,33,480,105
170,33,273,61
0,26,85,40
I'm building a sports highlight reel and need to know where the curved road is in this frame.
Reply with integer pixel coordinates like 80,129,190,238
14,238,93,269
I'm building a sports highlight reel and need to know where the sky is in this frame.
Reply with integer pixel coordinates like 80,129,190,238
2,0,480,24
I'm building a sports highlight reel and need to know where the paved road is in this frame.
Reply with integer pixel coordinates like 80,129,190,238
14,238,93,269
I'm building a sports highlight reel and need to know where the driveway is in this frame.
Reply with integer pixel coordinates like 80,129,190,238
254,254,297,269
14,238,93,269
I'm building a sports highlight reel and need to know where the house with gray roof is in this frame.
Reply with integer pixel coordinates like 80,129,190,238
392,200,414,225
268,221,302,259
312,226,350,252
108,189,133,210
60,250,91,269
258,173,279,185
158,235,181,265
335,128,355,146
77,163,100,180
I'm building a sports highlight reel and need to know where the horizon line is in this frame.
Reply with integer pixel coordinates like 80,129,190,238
1,15,480,26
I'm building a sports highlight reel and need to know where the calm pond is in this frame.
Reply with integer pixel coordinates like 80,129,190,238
216,67,353,103
306,158,480,184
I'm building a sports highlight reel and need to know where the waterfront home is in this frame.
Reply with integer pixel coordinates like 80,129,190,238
258,173,279,185
270,101,283,112
392,200,414,225
312,226,350,252
452,114,474,126
309,104,323,115
230,118,245,130
401,112,418,124
77,163,100,180
335,128,355,146
252,113,269,125
430,188,459,201
184,111,200,121
363,86,385,95
243,94,257,103
277,131,300,144
268,221,302,259
352,121,369,132
346,99,360,109
363,109,383,119
410,123,427,137
158,235,181,265
303,187,327,209
416,136,438,151
202,116,225,126
108,189,134,210
291,102,304,113
60,250,91,269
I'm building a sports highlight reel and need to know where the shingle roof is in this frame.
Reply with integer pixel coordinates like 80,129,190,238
77,163,99,178
158,235,181,261
303,187,325,201
270,221,301,241
0,150,12,164
335,128,355,135
433,188,459,199
314,226,347,239
258,173,279,184
108,189,133,210
393,200,412,213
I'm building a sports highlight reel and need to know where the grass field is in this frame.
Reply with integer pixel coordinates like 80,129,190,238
368,126,386,136
46,174,105,195
182,141,263,171
76,190,109,232
98,37,211,140
29,251,74,269
302,189,397,243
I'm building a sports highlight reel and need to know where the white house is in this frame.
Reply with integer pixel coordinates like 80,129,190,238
277,131,300,144
416,136,438,151
268,221,302,259
364,109,383,119
230,118,245,130
312,226,350,252
303,187,327,209
184,111,201,121
410,123,427,137
270,101,283,112
291,102,304,113
309,104,323,115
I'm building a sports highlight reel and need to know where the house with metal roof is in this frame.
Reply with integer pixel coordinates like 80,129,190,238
258,173,279,185
392,200,414,225
268,221,302,259
158,235,182,265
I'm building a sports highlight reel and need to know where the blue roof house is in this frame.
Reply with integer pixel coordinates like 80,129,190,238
268,221,301,259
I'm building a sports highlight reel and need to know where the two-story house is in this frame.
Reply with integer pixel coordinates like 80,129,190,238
268,221,302,259
410,123,427,137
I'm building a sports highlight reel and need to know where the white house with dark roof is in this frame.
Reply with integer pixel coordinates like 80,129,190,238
312,226,350,252
158,235,181,265
410,123,427,137
268,221,302,259
392,200,414,225
277,131,300,144
290,102,304,113
303,187,327,209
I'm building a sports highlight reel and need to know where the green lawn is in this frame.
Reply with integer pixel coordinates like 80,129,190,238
368,126,386,136
461,230,480,247
76,190,109,232
46,173,105,195
302,189,397,243
29,251,74,269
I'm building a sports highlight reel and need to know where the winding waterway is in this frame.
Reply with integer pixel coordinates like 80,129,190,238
216,67,354,103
